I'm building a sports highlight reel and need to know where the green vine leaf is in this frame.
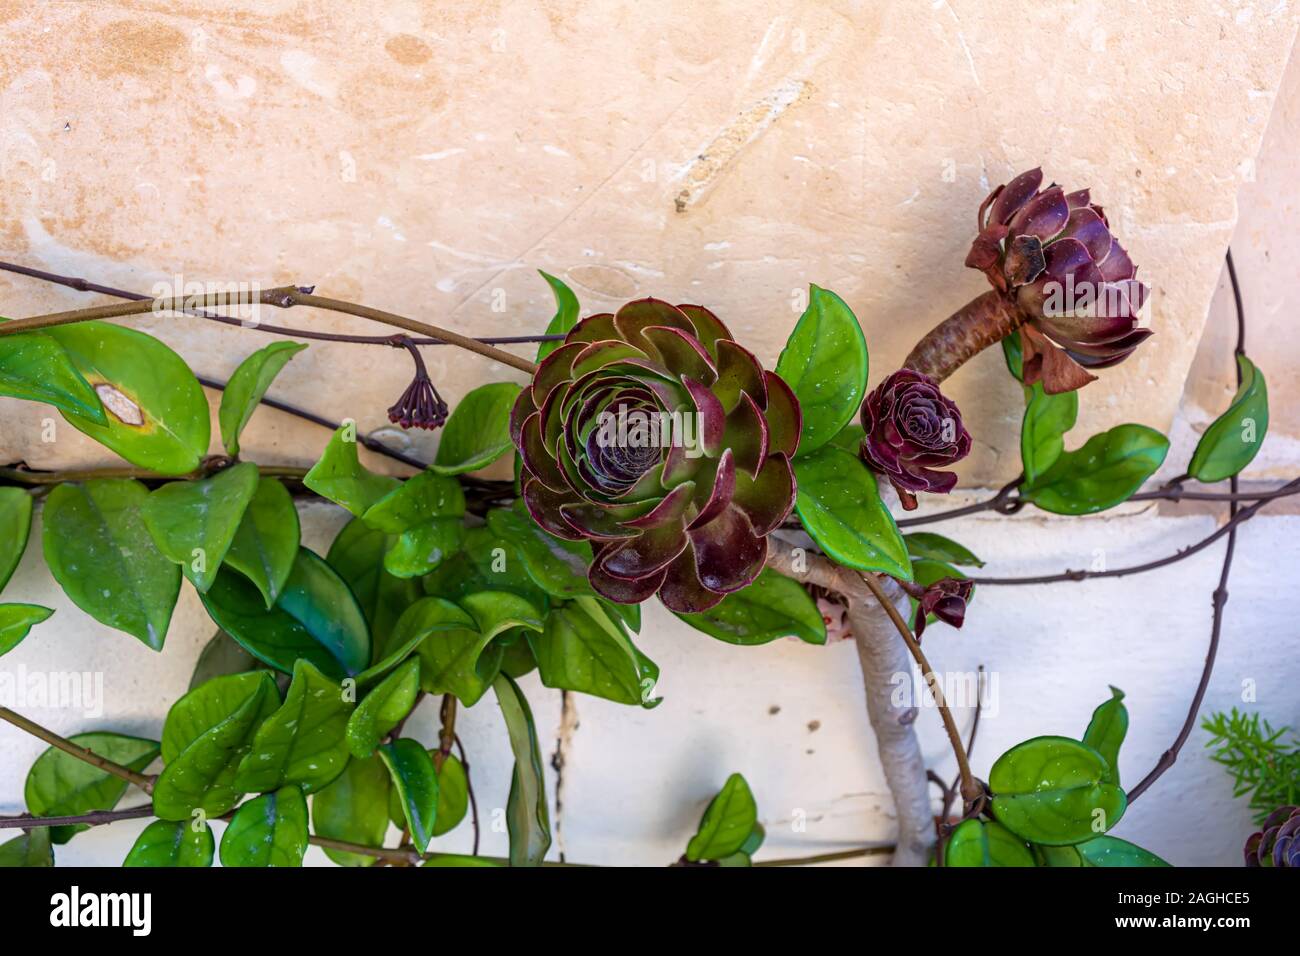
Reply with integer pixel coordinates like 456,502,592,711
304,426,399,517
945,819,1035,867
311,754,391,867
432,754,469,837
536,271,580,363
383,519,464,579
775,285,868,457
188,630,273,690
485,503,595,600
223,477,301,608
43,479,181,650
46,322,209,475
495,673,551,867
1082,686,1128,787
529,595,660,707
24,732,160,843
219,785,309,867
902,532,984,568
1020,424,1169,516
1020,382,1078,485
0,604,53,657
1188,355,1269,482
431,382,523,476
416,591,543,706
0,328,106,424
989,735,1127,846
123,819,214,867
0,827,53,867
233,659,353,795
793,445,912,580
218,341,308,457
346,657,420,758
676,567,826,646
200,548,371,680
327,518,422,658
141,462,260,593
686,773,758,863
152,671,279,821
0,487,33,592
362,471,465,534
1074,834,1171,867
379,739,438,853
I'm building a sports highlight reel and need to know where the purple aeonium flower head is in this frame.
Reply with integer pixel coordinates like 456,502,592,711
966,167,1152,394
859,369,971,510
912,577,974,640
511,298,801,614
1244,805,1300,867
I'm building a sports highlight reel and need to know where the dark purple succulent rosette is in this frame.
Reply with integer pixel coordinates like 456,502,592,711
859,368,971,510
1244,805,1300,867
912,577,973,640
511,298,801,614
966,167,1152,393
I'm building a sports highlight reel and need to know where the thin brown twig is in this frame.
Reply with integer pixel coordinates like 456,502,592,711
0,706,155,793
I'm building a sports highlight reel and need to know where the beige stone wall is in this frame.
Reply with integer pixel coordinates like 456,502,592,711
1,0,1297,484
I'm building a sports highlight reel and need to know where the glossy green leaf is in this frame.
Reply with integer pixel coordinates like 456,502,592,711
0,604,53,656
432,382,522,476
1020,382,1078,485
417,591,544,706
495,673,551,867
827,422,866,454
1075,834,1171,867
602,598,640,634
529,596,659,707
362,470,465,534
0,827,53,867
218,341,307,457
686,773,758,863
42,479,180,649
384,518,463,579
903,532,984,568
1083,686,1128,787
141,462,260,592
379,739,438,853
423,526,552,611
359,595,472,685
47,321,209,474
219,785,309,867
234,660,353,794
989,736,1127,846
123,819,214,867
311,753,391,867
1021,424,1168,516
346,658,420,758
486,504,594,599
152,671,279,821
0,329,106,424
223,477,300,607
163,671,279,763
328,518,422,658
793,445,912,580
433,753,469,837
536,270,580,363
499,631,538,678
200,548,371,680
945,819,1035,867
304,426,399,517
25,732,159,843
676,568,825,646
0,487,33,593
775,285,868,457
1002,331,1024,381
1188,355,1269,482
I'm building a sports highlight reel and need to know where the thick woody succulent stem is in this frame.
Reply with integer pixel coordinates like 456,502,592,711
903,290,1024,383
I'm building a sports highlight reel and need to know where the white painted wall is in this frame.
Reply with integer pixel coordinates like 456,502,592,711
3,493,1293,867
